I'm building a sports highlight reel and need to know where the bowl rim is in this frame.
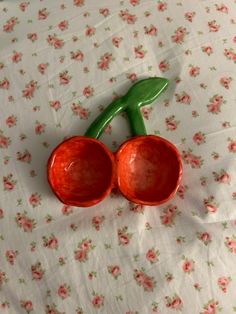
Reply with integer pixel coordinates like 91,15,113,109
115,135,183,206
47,136,115,207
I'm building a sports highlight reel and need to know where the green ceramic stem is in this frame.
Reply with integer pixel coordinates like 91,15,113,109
126,105,147,136
84,77,169,139
85,98,124,139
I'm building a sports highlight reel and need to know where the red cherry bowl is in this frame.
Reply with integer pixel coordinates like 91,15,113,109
47,135,182,207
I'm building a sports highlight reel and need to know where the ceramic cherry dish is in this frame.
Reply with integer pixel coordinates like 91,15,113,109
47,77,182,207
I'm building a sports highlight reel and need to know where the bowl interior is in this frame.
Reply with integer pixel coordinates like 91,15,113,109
116,136,182,205
48,137,114,206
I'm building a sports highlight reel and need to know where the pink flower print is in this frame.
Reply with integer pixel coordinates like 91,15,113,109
175,91,191,104
161,204,180,227
6,115,17,127
165,294,183,310
112,36,123,48
19,2,29,12
97,52,113,70
0,208,4,219
20,300,33,313
182,258,195,273
223,121,232,128
35,121,46,135
146,248,160,264
165,115,179,131
119,10,137,24
38,63,48,74
59,70,72,85
0,78,10,90
159,60,169,72
215,4,228,14
134,269,156,292
182,149,204,168
3,174,16,191
127,73,137,81
213,169,231,184
75,307,84,314
152,302,159,313
219,76,232,89
184,11,196,22
208,20,220,32
43,234,58,249
58,284,70,299
92,215,105,231
134,45,146,58
61,205,73,216
0,270,7,287
141,106,152,120
31,261,45,280
83,86,94,98
75,239,95,262
70,50,84,61
3,17,19,33
201,300,221,314
99,8,110,17
108,265,121,279
189,65,200,77
157,1,167,11
217,276,231,293
228,138,236,152
202,46,213,56
165,272,174,283
38,8,49,20
193,131,206,145
85,25,95,36
12,51,22,63
225,235,236,253
0,130,11,148
29,193,41,207
71,103,91,119
144,24,158,36
204,196,219,213
74,0,84,6
22,80,38,99
45,304,64,314
5,250,18,265
47,34,64,49
177,184,188,199
118,226,133,245
92,294,104,309
207,94,225,114
104,124,112,134
58,20,68,31
16,149,31,163
49,100,61,111
74,250,88,262
15,212,36,232
172,298,183,310
197,232,212,245
129,203,144,214
27,33,38,42
130,0,140,6
171,27,188,44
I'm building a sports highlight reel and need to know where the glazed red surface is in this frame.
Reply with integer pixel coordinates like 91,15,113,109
116,136,182,205
48,135,182,207
47,137,114,207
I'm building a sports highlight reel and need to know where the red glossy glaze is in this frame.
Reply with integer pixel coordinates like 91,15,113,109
47,135,182,207
47,137,115,207
116,136,182,205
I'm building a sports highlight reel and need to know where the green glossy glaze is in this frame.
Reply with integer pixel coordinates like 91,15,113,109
84,77,169,138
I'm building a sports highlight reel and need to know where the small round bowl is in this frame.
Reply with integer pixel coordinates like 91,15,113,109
47,136,115,207
116,135,182,205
